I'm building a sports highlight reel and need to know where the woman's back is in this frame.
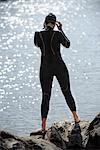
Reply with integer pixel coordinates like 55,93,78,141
34,27,70,64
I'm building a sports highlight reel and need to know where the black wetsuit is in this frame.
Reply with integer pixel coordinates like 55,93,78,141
34,27,76,119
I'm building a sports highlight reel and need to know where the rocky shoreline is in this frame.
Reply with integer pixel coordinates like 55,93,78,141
0,113,100,150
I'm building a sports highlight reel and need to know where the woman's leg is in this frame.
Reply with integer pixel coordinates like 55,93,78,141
40,67,53,130
55,62,80,122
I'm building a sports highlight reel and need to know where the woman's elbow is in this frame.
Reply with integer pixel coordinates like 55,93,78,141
65,41,70,48
67,41,70,48
34,39,39,47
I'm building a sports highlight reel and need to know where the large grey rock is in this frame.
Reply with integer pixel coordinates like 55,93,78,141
0,130,61,150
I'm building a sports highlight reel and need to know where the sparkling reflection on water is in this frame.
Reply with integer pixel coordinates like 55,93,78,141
0,0,100,135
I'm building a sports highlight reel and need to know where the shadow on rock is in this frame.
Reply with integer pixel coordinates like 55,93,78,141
46,126,67,150
86,113,100,149
68,123,82,149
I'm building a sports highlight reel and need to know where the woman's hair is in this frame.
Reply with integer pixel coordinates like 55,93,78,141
43,13,56,29
43,21,55,29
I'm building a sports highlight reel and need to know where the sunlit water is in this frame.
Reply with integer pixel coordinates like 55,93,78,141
0,0,100,136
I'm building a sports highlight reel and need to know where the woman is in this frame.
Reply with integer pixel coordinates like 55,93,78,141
34,13,80,133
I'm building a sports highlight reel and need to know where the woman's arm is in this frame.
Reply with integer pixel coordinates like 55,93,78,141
60,29,70,48
34,32,41,47
56,22,70,48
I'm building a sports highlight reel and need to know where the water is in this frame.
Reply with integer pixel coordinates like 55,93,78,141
0,0,100,136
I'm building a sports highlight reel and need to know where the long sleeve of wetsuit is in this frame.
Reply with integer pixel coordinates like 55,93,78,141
59,30,70,48
34,32,41,47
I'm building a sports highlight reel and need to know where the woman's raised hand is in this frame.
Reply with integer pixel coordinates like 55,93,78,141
56,21,62,30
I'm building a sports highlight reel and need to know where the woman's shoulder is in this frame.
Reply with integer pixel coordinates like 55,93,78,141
34,31,43,37
53,30,63,38
34,30,46,35
34,30,61,36
53,30,62,35
34,31,40,34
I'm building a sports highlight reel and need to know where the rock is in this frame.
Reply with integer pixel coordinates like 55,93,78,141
85,113,100,149
0,113,100,150
28,138,61,150
0,130,61,150
0,130,17,139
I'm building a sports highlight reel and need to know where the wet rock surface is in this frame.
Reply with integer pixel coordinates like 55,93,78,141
0,113,100,150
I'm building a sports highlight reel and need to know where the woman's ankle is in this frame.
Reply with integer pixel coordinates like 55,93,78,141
72,111,80,122
41,118,46,130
